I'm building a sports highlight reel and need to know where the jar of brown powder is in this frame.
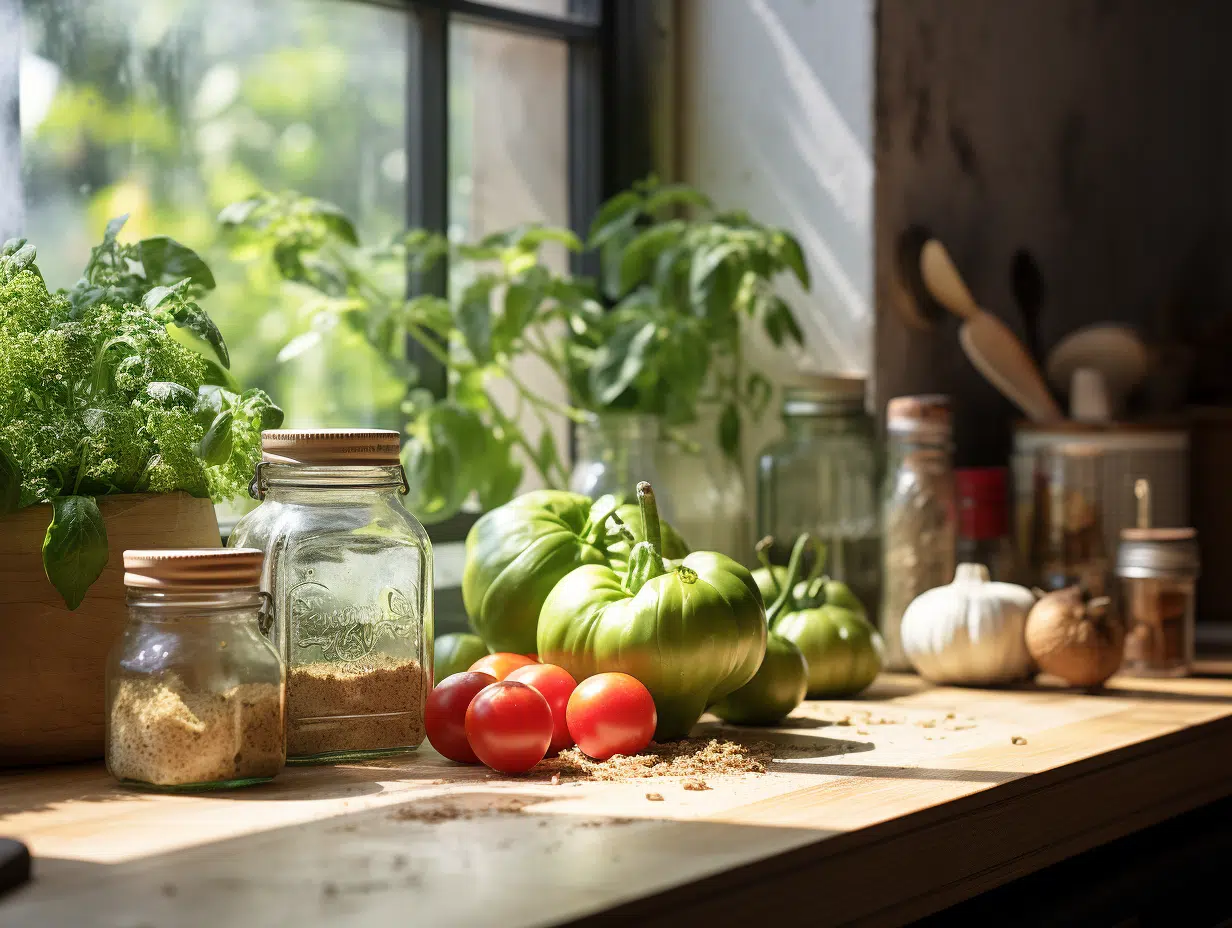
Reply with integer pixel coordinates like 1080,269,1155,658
1117,527,1200,677
106,548,285,790
230,430,433,764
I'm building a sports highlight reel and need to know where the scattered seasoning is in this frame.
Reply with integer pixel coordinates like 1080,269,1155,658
856,729,870,736
645,792,664,802
682,779,710,791
538,739,771,782
1011,735,1028,745
391,796,534,823
550,774,561,786
287,657,425,757
107,677,282,787
835,718,852,727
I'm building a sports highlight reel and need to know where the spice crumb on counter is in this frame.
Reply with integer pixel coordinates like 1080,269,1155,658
681,779,709,791
646,792,664,801
1012,736,1028,745
535,739,770,782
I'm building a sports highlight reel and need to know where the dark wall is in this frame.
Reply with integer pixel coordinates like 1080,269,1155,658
873,0,1232,465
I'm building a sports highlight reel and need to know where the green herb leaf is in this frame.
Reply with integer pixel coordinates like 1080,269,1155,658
761,295,804,347
0,443,22,515
643,184,712,215
719,402,741,459
198,409,235,466
217,198,263,227
746,372,774,418
689,242,740,313
138,236,216,290
588,191,642,245
145,381,197,409
456,280,494,364
590,320,657,406
776,232,810,288
303,198,359,246
102,214,129,247
168,299,230,368
42,495,109,610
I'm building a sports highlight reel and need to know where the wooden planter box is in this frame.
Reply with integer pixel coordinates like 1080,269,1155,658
0,493,221,765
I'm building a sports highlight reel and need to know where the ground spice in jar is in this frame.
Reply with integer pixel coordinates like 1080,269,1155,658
286,656,426,757
107,676,283,787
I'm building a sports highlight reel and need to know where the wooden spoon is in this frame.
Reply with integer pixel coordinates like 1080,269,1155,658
920,239,1065,423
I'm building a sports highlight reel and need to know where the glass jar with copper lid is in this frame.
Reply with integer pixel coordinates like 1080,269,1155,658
105,548,285,791
229,429,433,764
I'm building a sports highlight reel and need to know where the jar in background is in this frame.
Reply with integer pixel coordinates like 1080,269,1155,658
1118,528,1200,677
106,548,285,791
1032,443,1107,595
955,467,1018,583
880,395,956,671
230,429,433,764
569,413,670,519
756,377,880,612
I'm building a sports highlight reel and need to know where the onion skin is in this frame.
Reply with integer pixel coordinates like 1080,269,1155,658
1025,586,1125,688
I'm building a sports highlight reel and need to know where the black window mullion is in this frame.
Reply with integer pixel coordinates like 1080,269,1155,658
406,2,449,398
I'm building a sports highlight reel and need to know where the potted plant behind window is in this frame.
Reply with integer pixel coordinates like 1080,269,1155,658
566,177,811,557
0,221,280,764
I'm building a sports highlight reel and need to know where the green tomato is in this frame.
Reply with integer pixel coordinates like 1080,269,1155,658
462,490,687,654
538,550,765,741
752,565,790,606
819,580,867,619
710,633,808,726
433,632,490,684
774,605,883,698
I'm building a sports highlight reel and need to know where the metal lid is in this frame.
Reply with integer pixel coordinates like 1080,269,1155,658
1116,528,1200,579
886,394,951,437
783,376,866,417
261,429,401,466
124,548,264,590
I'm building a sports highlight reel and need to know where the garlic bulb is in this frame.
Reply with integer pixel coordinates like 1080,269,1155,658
900,563,1036,685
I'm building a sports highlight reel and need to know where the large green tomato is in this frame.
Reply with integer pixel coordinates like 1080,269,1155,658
537,483,764,740
710,633,808,726
775,604,882,698
462,490,687,655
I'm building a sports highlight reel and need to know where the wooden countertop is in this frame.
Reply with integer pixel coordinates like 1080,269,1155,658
3,667,1231,928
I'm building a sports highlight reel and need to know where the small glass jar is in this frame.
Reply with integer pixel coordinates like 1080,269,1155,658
1118,527,1200,677
229,429,433,764
105,548,285,791
880,395,956,670
1033,443,1107,595
756,377,880,611
955,467,1018,583
569,413,670,518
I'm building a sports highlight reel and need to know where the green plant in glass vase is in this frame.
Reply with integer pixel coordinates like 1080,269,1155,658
573,176,810,459
220,191,595,524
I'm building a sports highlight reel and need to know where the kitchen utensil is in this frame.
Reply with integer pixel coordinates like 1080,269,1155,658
1070,367,1111,423
1046,324,1149,415
920,239,979,319
921,239,1065,423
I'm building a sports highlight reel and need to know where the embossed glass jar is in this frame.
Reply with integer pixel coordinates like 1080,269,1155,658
229,430,434,764
105,548,285,791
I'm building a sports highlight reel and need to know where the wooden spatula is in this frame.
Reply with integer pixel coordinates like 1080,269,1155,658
921,239,1065,423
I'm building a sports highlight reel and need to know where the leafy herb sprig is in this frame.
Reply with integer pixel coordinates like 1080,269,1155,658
0,220,281,608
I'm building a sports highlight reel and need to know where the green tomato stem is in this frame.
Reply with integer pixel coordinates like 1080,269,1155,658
636,481,662,555
766,533,812,625
755,536,781,601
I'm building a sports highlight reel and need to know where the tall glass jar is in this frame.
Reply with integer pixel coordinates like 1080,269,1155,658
756,377,880,611
1032,443,1107,595
229,429,433,764
880,395,956,670
569,413,671,519
106,548,285,791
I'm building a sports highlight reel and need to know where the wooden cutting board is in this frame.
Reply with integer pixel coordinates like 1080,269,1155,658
2,669,1231,927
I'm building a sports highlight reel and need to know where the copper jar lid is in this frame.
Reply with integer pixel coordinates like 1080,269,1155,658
1116,528,1200,579
261,429,401,466
886,394,951,437
123,548,264,590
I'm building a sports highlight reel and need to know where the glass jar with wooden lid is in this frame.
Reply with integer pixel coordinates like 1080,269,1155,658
105,548,285,791
229,429,433,764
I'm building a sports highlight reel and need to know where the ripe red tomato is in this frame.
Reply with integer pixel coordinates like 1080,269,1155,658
464,681,554,773
506,663,577,754
566,673,657,761
425,671,496,764
469,652,537,681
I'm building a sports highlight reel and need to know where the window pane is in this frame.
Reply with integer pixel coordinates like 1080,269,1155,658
466,0,598,25
449,21,570,492
18,0,408,432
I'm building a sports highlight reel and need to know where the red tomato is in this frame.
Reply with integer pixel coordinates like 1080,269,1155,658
506,663,577,754
464,681,554,773
566,673,657,761
469,652,537,681
425,671,497,764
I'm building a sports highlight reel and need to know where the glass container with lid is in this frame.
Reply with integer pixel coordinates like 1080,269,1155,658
1032,443,1107,595
756,377,880,611
1118,480,1200,677
879,394,956,671
569,413,670,518
229,429,433,764
105,548,285,791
